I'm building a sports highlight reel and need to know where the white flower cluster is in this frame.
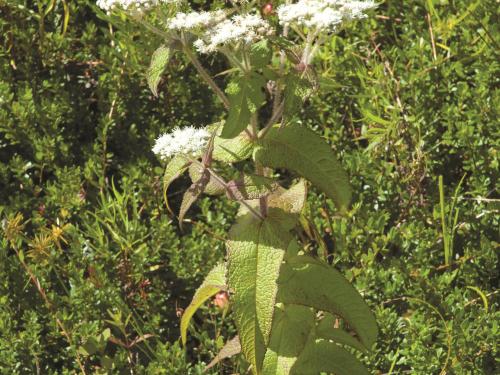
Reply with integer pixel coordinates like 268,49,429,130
277,0,377,31
168,10,227,31
96,0,175,12
194,13,273,54
152,126,210,160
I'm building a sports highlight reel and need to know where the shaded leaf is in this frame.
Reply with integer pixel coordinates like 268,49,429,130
188,164,225,196
181,263,227,345
147,45,170,96
277,255,378,350
255,123,352,212
316,313,367,352
179,168,210,225
290,338,370,375
163,155,191,214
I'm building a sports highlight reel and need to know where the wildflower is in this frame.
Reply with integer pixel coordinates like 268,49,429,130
96,0,176,12
167,10,227,31
277,0,377,31
152,126,210,160
194,13,273,54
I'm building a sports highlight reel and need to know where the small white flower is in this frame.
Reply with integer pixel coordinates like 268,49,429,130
277,0,377,31
152,126,210,160
96,0,177,12
194,13,273,54
168,10,227,31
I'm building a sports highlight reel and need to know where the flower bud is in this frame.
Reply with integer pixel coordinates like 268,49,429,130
262,3,273,17
214,291,229,309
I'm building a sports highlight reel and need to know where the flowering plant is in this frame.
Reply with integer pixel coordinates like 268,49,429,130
98,1,378,373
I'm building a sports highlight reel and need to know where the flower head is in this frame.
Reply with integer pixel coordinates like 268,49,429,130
96,0,176,12
168,10,227,31
194,13,273,54
152,126,210,160
277,0,377,31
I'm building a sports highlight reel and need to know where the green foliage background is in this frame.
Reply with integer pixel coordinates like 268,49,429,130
0,0,498,373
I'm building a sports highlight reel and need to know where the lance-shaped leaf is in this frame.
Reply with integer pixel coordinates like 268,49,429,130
181,263,226,345
262,304,315,375
163,155,191,214
179,168,210,226
226,214,293,372
147,45,170,96
221,74,266,139
254,123,352,212
188,164,225,196
226,175,278,201
290,338,370,375
206,336,242,370
276,255,378,350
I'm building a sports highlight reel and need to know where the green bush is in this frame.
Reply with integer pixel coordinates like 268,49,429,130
0,0,497,374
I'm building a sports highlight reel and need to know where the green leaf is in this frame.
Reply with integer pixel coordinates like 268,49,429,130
221,74,266,139
262,304,315,375
188,164,225,196
163,155,190,214
291,338,370,375
226,214,293,372
316,313,367,352
226,174,278,201
255,123,352,212
181,263,227,345
276,255,378,350
206,336,242,370
147,45,170,97
213,131,254,163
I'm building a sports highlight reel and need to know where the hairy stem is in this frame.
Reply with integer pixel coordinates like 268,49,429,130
182,39,230,110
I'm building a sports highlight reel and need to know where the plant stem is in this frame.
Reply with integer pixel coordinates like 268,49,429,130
260,101,284,139
191,160,264,220
182,39,230,110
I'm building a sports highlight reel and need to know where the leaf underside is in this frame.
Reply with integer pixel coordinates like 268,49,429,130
180,263,226,345
147,45,170,97
226,213,293,371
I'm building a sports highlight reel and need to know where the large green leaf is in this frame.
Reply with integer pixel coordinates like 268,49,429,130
226,214,293,372
262,304,315,375
221,74,266,139
263,304,370,375
163,155,190,214
290,338,370,375
254,123,352,212
276,255,378,350
147,45,170,97
180,263,226,345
